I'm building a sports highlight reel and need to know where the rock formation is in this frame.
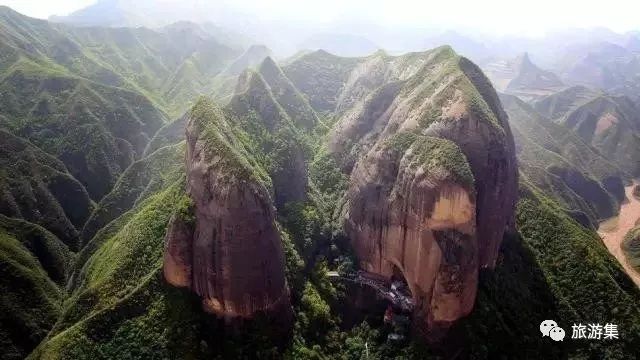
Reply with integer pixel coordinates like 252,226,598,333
345,135,479,338
163,99,292,320
163,47,518,339
289,46,520,338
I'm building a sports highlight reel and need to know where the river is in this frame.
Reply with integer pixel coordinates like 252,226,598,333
597,184,640,288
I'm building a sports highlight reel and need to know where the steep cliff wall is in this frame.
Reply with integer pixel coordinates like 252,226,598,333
163,99,292,320
345,134,478,336
321,47,518,337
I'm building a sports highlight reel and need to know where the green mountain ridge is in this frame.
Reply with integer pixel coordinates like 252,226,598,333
1,7,640,359
0,130,93,250
0,215,70,360
501,94,625,226
534,85,640,177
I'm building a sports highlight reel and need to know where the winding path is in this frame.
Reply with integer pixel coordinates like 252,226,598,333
597,184,640,288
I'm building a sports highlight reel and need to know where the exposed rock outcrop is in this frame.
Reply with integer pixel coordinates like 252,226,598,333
305,47,519,338
345,135,478,337
163,99,292,321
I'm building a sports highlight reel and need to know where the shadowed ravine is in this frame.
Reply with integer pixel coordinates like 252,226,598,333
598,183,640,287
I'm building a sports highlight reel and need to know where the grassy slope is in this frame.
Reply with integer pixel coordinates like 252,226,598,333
80,143,185,245
258,57,319,130
143,114,188,156
0,130,93,250
0,65,167,200
0,6,241,117
502,94,624,225
0,6,244,206
0,217,68,360
28,179,204,360
533,86,640,177
283,50,362,113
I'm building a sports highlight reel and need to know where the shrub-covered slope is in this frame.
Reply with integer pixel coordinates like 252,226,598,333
0,72,166,200
501,94,625,226
533,85,640,177
0,6,255,203
0,6,242,115
0,216,70,360
0,130,93,249
29,178,202,360
451,180,640,359
283,50,362,113
80,143,185,245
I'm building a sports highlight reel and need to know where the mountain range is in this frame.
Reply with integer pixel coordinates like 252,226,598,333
2,5,640,359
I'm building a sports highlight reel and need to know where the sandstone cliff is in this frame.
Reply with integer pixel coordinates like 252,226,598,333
285,47,519,337
345,134,479,337
163,47,518,338
163,99,292,320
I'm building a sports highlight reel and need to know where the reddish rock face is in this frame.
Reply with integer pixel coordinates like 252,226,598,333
424,104,518,268
334,51,518,339
344,140,479,339
163,105,291,320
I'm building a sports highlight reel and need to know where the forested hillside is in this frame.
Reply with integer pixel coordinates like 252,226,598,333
1,6,640,360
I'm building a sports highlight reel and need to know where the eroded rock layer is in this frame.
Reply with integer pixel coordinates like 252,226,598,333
345,135,478,336
163,100,291,320
323,47,518,337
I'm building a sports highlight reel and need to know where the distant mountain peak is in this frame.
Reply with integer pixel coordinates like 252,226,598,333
259,56,279,72
482,52,563,97
223,44,272,75
516,52,532,65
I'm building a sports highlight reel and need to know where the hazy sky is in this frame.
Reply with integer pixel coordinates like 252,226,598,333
1,0,639,36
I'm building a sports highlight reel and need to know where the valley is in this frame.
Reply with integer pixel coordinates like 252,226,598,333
598,184,640,287
2,2,640,359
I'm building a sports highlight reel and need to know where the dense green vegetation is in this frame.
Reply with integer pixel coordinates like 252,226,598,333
0,6,243,115
622,226,640,272
452,180,640,359
515,181,640,357
386,132,475,188
533,86,640,178
0,217,68,360
28,179,205,359
283,50,361,113
0,130,93,250
80,143,185,245
190,98,273,189
2,8,640,358
502,94,625,227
